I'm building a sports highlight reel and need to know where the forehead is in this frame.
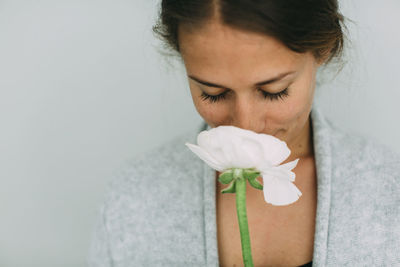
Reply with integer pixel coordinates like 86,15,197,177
178,21,305,80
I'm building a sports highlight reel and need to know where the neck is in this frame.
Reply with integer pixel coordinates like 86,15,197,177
284,115,314,164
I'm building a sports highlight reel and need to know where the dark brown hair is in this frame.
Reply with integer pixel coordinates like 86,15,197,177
153,0,350,67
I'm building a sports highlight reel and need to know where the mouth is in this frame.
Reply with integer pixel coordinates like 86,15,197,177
272,130,282,138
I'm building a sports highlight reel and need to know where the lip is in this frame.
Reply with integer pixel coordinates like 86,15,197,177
272,130,281,138
260,129,278,137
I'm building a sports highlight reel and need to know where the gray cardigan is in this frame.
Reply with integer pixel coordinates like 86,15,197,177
88,102,400,267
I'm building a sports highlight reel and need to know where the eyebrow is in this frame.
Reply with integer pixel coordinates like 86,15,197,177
188,71,295,89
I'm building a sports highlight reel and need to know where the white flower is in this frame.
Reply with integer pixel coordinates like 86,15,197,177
185,125,302,206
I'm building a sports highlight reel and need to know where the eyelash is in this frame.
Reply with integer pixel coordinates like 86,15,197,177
200,87,289,103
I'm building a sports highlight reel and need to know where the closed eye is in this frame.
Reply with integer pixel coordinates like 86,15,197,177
200,87,290,103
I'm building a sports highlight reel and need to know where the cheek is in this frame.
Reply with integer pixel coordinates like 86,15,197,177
267,97,303,123
192,97,228,125
268,84,313,128
283,73,315,118
189,85,230,125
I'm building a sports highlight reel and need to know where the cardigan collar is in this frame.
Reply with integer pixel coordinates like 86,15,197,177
199,101,332,267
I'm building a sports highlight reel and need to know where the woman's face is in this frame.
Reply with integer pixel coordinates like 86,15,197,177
178,21,323,158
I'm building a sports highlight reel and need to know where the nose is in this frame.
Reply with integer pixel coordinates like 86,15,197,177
229,96,264,133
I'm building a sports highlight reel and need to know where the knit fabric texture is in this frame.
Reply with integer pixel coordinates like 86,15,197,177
88,102,400,266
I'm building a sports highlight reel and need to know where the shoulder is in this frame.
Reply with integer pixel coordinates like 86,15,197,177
311,104,400,176
327,120,400,177
91,126,208,264
325,120,400,207
110,126,202,187
100,125,204,219
320,121,400,262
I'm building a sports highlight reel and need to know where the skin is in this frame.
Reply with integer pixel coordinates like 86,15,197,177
177,18,325,265
178,19,327,186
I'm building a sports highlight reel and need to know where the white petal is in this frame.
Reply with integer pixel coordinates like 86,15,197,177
189,125,295,173
259,167,296,182
239,137,265,167
219,139,239,167
261,174,302,206
258,136,291,166
215,129,240,166
204,126,258,168
226,129,263,168
230,136,256,168
212,125,291,167
185,143,226,171
198,130,233,166
220,126,284,161
279,158,300,171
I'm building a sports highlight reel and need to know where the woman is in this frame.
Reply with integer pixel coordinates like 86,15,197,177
88,1,400,266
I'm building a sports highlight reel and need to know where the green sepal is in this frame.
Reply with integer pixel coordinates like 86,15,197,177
244,170,263,190
243,169,260,180
221,180,236,194
248,176,263,190
218,169,234,184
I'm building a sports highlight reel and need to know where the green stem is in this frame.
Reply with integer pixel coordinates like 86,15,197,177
234,169,254,267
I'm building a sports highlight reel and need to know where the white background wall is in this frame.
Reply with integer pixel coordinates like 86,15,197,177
0,0,399,266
